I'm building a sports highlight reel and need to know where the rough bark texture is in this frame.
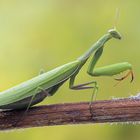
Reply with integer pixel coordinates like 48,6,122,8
0,97,140,130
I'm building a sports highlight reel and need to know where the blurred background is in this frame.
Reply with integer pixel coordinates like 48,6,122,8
0,0,139,140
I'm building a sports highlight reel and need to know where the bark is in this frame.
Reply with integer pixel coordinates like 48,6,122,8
0,96,140,130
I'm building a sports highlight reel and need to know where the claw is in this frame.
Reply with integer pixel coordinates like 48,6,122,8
130,70,134,82
114,70,134,84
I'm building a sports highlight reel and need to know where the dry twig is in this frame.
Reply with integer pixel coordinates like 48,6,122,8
0,96,140,130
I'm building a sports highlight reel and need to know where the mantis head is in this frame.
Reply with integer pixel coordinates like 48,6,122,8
108,28,122,40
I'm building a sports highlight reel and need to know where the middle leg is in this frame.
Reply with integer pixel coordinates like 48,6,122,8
69,74,99,118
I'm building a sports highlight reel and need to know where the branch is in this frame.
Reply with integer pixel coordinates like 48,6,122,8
0,96,140,130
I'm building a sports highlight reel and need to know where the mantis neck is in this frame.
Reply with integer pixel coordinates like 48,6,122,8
78,33,112,62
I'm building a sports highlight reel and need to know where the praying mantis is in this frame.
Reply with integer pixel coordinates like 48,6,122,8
0,28,134,110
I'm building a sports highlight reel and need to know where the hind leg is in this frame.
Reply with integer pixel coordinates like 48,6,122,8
13,87,49,127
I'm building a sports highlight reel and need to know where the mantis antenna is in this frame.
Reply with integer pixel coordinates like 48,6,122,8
113,8,120,29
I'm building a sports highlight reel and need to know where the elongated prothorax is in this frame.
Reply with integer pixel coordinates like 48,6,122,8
78,28,121,61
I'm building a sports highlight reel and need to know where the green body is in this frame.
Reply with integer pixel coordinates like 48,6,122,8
0,61,79,109
0,28,133,110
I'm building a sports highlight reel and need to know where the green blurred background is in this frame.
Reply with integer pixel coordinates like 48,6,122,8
0,0,139,140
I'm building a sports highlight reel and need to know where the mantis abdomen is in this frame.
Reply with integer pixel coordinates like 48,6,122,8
0,61,79,108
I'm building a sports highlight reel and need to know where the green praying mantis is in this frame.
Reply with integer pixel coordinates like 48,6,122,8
0,28,134,110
